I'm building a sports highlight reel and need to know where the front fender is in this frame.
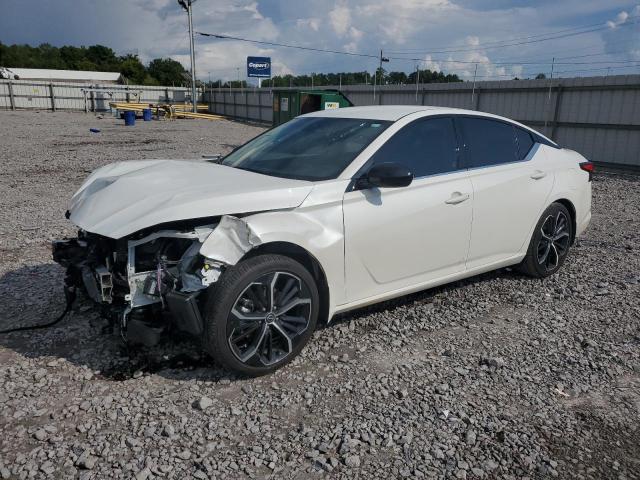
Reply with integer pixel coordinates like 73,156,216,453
200,204,346,311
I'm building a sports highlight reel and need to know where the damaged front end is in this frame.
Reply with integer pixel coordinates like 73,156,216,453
52,216,260,346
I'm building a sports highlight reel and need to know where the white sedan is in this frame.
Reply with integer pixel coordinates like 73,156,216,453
53,106,592,375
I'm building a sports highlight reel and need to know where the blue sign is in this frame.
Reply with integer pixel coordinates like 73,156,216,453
247,56,271,78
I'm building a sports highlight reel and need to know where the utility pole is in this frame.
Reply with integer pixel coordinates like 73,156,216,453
548,57,555,100
415,64,419,103
373,49,389,103
178,0,198,112
545,57,556,128
236,67,240,89
471,63,478,107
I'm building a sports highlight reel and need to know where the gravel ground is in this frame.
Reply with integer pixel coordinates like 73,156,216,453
0,110,639,480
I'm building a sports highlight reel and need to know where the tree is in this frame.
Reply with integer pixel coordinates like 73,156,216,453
119,54,147,84
535,73,547,79
407,69,461,84
86,45,118,70
148,58,188,86
387,71,408,84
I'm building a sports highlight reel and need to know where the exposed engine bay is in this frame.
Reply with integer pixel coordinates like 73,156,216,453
52,215,260,346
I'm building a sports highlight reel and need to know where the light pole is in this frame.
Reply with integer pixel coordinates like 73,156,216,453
178,0,198,113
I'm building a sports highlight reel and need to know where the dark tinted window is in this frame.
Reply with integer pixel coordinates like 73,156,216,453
458,117,517,168
222,117,391,181
368,117,459,177
515,127,535,160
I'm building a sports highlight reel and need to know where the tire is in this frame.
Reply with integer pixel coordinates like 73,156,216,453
518,202,573,278
202,254,319,376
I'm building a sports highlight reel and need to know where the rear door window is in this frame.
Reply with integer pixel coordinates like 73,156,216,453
457,117,518,168
368,117,460,177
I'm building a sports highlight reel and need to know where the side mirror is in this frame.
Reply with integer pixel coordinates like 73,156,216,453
361,162,413,189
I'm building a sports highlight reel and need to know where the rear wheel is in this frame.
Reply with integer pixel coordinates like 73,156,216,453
203,254,319,376
518,203,573,278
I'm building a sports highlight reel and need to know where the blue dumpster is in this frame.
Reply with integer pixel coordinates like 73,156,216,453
143,108,152,121
124,111,136,126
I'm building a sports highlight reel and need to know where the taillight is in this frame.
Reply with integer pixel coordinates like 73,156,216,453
579,161,594,181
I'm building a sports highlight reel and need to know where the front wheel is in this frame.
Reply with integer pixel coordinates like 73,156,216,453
202,254,319,376
518,202,573,278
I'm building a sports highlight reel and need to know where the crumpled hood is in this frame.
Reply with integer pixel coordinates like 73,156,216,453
69,160,313,239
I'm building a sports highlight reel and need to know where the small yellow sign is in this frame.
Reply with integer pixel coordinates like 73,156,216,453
324,102,339,110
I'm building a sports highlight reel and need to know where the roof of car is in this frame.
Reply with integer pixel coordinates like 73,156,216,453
303,105,501,122
303,105,558,146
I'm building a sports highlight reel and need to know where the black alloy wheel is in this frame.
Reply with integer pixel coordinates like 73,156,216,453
228,271,312,366
519,202,573,278
536,210,571,272
203,254,319,375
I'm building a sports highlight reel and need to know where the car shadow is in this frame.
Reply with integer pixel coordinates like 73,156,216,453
0,263,234,383
0,262,525,383
326,266,524,329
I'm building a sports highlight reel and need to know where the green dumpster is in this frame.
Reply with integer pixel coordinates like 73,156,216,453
272,89,353,126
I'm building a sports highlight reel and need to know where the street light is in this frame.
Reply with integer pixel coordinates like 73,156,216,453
178,0,198,113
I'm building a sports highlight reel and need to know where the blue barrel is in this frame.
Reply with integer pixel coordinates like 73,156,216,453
124,110,136,126
142,108,152,121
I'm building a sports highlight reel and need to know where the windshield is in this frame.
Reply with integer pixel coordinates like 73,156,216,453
221,117,391,181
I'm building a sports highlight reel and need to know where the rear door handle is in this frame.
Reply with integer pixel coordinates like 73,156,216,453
445,192,470,205
530,170,547,180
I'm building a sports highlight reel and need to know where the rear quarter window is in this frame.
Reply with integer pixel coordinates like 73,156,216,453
515,127,535,160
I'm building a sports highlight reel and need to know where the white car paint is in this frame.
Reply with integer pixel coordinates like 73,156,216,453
343,169,473,301
464,143,556,269
70,159,313,239
66,106,592,321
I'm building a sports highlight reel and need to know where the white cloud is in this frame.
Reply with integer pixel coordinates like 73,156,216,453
2,0,636,83
329,4,352,37
603,5,640,62
296,18,321,32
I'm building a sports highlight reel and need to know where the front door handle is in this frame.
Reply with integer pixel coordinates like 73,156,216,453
530,170,547,180
445,192,470,205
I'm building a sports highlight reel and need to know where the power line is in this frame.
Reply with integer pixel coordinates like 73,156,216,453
196,19,640,81
196,27,640,75
388,56,640,66
387,17,640,55
196,31,379,59
385,17,637,53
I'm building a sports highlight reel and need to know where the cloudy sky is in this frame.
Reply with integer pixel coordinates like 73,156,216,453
1,0,639,84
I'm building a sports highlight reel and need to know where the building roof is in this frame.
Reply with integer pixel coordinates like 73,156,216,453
0,68,122,82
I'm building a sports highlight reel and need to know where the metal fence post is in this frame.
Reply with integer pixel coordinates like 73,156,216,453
257,90,262,122
126,86,130,103
233,90,237,118
8,81,15,110
49,83,56,111
90,90,95,112
474,87,481,111
550,85,563,141
245,90,249,121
